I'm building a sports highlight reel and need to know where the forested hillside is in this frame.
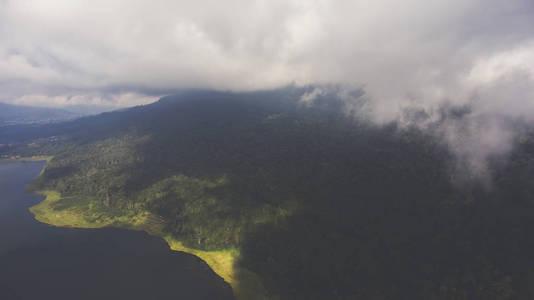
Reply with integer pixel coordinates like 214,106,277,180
7,88,534,299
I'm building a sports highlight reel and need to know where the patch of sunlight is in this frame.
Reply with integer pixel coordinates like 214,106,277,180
29,190,269,300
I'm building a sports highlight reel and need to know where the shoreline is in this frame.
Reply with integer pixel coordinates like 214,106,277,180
24,159,268,300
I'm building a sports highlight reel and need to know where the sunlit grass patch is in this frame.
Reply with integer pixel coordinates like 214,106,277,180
165,237,238,284
30,190,109,228
164,237,269,300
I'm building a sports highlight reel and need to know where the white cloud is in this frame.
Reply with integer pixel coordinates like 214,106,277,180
1,0,534,170
0,0,532,103
299,87,324,106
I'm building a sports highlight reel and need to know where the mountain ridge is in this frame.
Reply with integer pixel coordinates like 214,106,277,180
3,88,534,299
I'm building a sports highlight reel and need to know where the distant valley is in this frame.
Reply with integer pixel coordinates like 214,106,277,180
0,103,81,126
0,102,119,127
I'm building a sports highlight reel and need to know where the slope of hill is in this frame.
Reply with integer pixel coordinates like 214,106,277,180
5,88,534,299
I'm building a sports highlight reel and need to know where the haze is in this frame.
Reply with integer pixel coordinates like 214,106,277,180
1,0,534,170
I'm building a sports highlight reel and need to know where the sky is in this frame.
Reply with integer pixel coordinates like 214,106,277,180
1,0,534,171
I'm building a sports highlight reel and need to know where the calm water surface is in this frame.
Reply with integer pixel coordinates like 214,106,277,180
0,161,234,300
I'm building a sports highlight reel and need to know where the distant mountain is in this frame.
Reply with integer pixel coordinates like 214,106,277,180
56,104,119,115
0,103,80,126
4,88,534,299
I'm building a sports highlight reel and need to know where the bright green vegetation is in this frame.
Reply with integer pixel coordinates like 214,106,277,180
8,88,534,299
29,190,156,229
29,188,266,299
28,188,268,299
164,239,268,300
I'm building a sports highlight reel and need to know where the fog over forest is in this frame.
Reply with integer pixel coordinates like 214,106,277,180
1,0,534,171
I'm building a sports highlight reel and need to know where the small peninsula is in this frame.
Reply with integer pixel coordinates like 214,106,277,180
29,189,267,300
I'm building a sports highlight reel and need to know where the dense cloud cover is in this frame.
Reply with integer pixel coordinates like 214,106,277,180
1,0,534,170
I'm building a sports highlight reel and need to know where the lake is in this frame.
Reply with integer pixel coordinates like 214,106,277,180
0,161,235,300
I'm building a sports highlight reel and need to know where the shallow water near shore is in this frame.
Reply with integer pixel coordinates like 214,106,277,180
0,161,234,300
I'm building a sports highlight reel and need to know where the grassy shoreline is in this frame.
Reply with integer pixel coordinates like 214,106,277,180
28,189,268,300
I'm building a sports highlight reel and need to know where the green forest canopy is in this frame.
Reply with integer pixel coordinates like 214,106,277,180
5,89,534,299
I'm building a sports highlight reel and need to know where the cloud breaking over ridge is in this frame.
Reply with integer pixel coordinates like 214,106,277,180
0,0,532,105
1,0,534,171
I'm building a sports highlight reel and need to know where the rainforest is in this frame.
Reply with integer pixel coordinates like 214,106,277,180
1,88,534,299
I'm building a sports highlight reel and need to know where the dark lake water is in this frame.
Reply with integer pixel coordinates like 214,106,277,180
0,161,234,300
